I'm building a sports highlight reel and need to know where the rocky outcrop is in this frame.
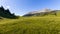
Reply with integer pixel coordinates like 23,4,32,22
23,9,57,16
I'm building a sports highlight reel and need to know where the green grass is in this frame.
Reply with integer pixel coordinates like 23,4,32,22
0,16,60,34
0,7,60,34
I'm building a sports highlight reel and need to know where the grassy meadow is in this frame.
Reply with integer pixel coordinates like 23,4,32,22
0,16,60,34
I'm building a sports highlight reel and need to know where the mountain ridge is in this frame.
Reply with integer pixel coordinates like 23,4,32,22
23,8,59,16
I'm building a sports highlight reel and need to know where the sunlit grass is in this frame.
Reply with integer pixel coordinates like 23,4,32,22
0,16,60,34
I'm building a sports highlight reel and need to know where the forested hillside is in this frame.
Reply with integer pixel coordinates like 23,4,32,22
0,6,17,19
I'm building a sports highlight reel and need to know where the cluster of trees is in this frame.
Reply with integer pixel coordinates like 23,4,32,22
0,6,18,19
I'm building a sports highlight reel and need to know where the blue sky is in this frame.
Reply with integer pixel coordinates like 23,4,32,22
0,0,60,16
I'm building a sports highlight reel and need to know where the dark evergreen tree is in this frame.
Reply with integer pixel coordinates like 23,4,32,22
0,6,18,19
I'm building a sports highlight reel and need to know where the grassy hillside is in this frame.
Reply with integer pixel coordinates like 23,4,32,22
0,10,60,34
0,16,60,34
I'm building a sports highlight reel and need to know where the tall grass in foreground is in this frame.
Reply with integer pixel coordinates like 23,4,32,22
0,17,60,34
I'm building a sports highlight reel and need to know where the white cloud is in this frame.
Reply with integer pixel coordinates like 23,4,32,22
6,6,10,9
4,6,10,9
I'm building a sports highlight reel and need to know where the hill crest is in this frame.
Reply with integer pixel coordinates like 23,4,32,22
23,9,57,16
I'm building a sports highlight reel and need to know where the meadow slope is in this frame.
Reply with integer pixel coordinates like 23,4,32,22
0,16,60,34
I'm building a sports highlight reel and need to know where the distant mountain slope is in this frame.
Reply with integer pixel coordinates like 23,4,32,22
0,6,17,19
23,9,60,16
